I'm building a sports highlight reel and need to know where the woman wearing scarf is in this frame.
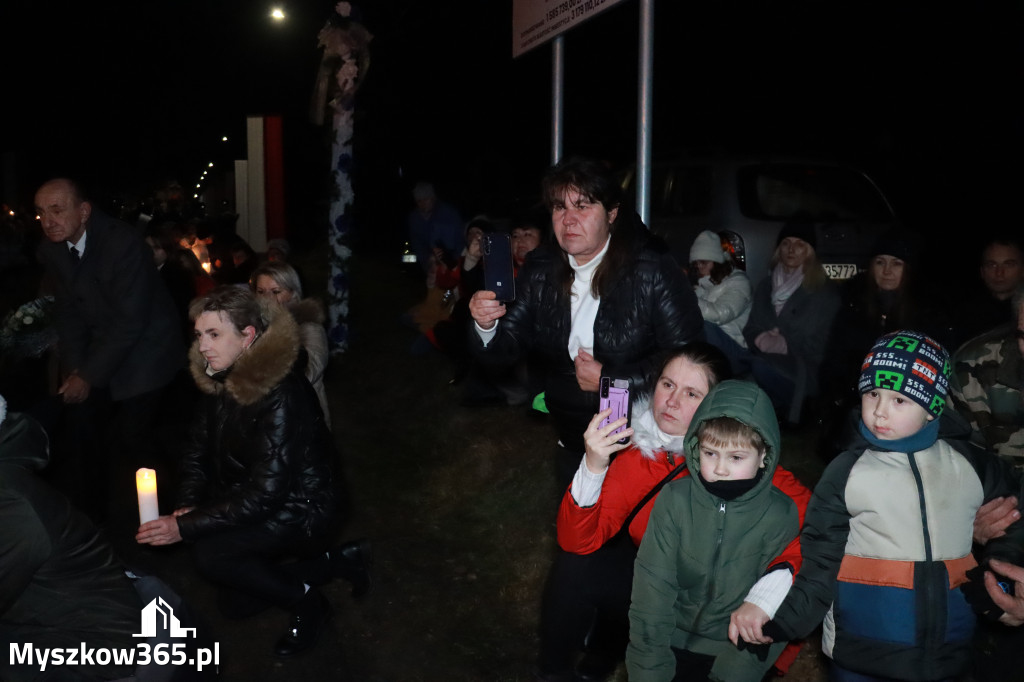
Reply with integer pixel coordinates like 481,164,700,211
742,219,840,425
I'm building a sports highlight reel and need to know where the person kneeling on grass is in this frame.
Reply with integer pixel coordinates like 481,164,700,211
135,286,369,657
626,380,801,682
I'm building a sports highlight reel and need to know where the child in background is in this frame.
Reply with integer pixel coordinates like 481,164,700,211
627,380,801,682
761,330,1024,681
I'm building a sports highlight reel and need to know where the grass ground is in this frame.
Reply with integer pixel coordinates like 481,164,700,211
319,254,832,681
113,252,833,681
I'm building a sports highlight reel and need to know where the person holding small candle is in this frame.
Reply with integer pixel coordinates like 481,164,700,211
135,286,368,657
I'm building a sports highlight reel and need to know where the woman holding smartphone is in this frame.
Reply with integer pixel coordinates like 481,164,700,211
535,344,812,682
468,157,704,489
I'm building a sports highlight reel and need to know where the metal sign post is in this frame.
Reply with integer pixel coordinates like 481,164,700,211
512,0,654,223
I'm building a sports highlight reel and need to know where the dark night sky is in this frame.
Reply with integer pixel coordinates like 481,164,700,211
2,1,1021,245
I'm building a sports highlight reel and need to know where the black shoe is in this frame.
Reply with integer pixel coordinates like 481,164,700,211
273,589,331,657
331,539,372,599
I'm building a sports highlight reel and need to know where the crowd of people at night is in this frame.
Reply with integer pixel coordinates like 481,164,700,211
423,158,1024,682
0,178,370,681
0,157,1023,682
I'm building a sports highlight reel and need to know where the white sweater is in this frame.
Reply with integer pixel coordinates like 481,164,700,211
695,270,752,348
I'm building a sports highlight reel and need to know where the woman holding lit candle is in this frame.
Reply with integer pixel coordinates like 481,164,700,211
135,286,367,657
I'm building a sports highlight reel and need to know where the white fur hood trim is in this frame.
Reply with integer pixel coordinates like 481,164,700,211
630,397,688,460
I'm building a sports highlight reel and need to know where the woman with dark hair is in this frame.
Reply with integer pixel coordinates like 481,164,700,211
742,219,841,424
535,344,811,681
817,230,953,451
827,229,953,371
469,157,704,486
136,286,368,657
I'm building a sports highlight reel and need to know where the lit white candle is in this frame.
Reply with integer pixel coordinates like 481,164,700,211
136,468,160,524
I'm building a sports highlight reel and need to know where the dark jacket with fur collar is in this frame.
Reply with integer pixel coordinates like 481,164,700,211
176,305,339,541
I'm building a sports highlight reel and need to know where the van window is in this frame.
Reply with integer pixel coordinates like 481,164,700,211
736,164,892,222
652,165,712,218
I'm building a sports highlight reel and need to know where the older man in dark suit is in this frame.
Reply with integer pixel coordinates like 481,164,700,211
35,178,184,520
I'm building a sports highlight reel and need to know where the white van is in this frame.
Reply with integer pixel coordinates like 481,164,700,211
626,155,898,286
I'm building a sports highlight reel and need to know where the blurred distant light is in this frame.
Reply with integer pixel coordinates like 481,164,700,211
271,7,286,21
196,184,201,189
8,210,14,216
222,136,228,142
194,194,199,199
208,162,214,168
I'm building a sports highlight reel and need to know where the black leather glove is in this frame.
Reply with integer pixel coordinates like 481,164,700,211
961,564,1006,622
760,619,788,643
735,638,770,661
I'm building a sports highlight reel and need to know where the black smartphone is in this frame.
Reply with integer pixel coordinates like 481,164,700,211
599,377,631,444
483,233,515,302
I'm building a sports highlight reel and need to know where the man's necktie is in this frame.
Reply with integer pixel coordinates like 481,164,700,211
70,246,80,264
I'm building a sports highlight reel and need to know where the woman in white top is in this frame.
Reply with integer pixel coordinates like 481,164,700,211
689,229,752,375
467,157,704,488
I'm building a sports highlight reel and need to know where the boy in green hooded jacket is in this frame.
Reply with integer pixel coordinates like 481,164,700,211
627,380,800,682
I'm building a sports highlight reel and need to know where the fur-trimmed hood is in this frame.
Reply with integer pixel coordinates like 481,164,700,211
629,397,688,460
288,297,326,327
189,302,301,406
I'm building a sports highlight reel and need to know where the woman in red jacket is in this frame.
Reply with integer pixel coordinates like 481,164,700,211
536,343,811,682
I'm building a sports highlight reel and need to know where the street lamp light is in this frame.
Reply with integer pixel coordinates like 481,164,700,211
270,7,286,21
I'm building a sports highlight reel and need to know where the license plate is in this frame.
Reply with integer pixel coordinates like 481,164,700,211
824,263,857,280
402,254,418,264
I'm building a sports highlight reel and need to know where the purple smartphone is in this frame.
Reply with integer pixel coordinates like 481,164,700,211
599,377,631,444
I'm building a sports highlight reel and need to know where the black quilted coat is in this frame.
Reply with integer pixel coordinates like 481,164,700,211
472,237,703,451
0,412,140,675
176,305,339,541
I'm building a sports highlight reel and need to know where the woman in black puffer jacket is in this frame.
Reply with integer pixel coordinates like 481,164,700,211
469,157,704,488
137,286,366,657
